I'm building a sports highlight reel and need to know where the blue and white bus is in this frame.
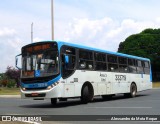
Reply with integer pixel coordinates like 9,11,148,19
16,41,152,104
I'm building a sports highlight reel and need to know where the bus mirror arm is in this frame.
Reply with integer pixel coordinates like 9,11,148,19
15,54,22,70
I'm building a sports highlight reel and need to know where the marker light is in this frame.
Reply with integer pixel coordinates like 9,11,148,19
47,82,59,90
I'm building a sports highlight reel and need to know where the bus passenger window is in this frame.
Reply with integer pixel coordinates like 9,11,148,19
108,64,118,72
119,57,127,65
107,55,117,63
95,62,107,71
78,49,94,70
143,61,150,74
88,64,93,69
137,60,144,74
107,55,118,72
88,62,93,70
118,57,128,73
128,59,137,73
119,65,128,72
95,52,107,71
79,60,86,69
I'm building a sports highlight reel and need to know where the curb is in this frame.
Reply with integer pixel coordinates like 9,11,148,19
0,95,20,98
152,87,160,89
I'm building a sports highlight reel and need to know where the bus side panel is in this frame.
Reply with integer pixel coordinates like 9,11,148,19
64,70,108,97
63,84,75,97
141,74,152,90
60,72,151,98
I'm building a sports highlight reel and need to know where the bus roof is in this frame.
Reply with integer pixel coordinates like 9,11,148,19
41,40,150,61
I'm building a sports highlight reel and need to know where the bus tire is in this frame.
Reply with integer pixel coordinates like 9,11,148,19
124,83,137,98
81,85,89,104
81,83,94,104
51,98,57,105
130,83,137,98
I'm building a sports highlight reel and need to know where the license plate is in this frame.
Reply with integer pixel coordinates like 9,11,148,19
31,93,38,96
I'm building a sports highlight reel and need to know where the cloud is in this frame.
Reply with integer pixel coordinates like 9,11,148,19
0,28,23,73
33,37,44,42
63,17,160,52
1,17,160,73
0,28,16,37
1,0,160,73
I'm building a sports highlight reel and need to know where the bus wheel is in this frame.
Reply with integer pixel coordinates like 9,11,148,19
81,85,89,104
130,83,137,98
51,98,57,105
124,83,137,98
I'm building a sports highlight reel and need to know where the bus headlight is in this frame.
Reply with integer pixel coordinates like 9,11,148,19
21,87,26,91
47,82,59,90
47,86,52,90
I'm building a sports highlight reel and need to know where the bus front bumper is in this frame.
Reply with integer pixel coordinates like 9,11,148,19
21,85,62,99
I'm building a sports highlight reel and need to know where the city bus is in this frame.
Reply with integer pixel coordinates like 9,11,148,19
16,41,152,104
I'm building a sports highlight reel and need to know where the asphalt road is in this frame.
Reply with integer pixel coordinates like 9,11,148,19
0,88,160,123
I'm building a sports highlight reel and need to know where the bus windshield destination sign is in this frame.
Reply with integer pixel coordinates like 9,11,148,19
25,44,51,53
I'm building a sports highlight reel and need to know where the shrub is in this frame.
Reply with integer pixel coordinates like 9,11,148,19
7,79,16,88
0,74,8,87
0,79,1,86
5,66,20,87
1,80,8,87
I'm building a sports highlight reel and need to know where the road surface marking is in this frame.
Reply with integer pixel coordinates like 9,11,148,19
85,107,152,109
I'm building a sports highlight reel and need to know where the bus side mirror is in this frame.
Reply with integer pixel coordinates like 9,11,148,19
64,55,69,64
16,58,18,66
15,54,22,70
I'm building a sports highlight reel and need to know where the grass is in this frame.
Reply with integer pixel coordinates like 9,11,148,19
152,82,160,88
0,87,20,95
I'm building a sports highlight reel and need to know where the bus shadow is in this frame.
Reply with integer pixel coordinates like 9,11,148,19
90,94,148,104
20,94,149,109
20,99,84,108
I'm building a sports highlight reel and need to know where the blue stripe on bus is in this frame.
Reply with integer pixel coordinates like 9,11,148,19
56,41,150,61
56,41,152,82
32,40,150,61
39,40,152,82
150,66,152,82
21,75,61,88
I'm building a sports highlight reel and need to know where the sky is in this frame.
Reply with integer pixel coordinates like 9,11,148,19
1,0,160,73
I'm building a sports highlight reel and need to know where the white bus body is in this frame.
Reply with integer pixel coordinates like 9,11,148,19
17,41,152,104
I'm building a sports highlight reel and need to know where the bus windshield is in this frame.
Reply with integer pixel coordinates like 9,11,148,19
22,50,59,78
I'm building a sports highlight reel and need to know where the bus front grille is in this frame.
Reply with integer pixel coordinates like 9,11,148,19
25,87,47,91
25,93,46,97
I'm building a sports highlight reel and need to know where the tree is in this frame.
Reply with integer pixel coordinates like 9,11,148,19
5,66,20,87
0,73,8,87
118,28,160,81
